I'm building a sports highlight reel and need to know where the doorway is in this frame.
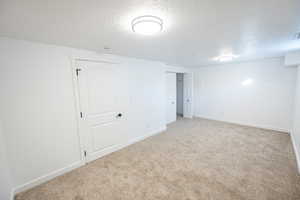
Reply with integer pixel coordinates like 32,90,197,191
176,73,184,119
165,72,193,124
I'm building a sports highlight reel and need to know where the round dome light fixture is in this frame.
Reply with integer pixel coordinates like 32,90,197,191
132,15,163,35
214,53,239,62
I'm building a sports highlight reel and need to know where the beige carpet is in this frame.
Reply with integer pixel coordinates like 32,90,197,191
16,118,300,200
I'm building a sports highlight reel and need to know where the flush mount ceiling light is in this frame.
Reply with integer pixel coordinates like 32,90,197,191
214,53,239,62
242,78,253,86
132,15,163,35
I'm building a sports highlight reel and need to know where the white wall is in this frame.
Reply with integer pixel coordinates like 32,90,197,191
0,122,13,200
291,66,300,169
285,51,300,66
176,73,184,115
0,37,167,194
193,58,297,132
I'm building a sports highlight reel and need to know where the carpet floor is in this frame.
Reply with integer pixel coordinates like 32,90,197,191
16,118,300,200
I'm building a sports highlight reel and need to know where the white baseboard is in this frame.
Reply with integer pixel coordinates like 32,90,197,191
12,126,167,198
87,126,167,162
290,132,300,174
128,126,167,144
13,160,85,195
194,115,290,133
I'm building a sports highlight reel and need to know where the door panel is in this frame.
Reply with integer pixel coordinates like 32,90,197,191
166,73,177,124
91,120,122,151
86,65,120,113
184,72,193,118
76,60,128,163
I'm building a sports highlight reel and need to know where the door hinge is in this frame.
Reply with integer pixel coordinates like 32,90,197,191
80,112,83,118
76,68,81,76
84,150,87,157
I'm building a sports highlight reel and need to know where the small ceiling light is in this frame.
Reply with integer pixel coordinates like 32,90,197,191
132,15,163,35
242,78,253,86
214,53,239,62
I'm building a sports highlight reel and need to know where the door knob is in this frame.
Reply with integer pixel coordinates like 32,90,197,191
116,113,122,118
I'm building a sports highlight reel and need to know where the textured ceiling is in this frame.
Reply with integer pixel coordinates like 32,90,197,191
0,0,300,67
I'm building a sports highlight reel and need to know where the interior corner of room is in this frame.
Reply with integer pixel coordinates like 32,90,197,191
1,1,300,200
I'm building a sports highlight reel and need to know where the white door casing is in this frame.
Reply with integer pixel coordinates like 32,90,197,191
75,60,129,163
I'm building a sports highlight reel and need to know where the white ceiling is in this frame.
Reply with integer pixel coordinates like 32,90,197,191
1,0,300,67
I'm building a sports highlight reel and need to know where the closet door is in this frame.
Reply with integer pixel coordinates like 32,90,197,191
183,73,193,118
76,60,128,163
166,72,177,124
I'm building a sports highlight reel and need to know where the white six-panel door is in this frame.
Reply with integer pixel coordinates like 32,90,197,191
183,72,193,118
166,72,177,124
76,60,128,163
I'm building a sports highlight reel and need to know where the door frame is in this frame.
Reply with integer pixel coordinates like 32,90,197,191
70,56,121,164
165,68,194,121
